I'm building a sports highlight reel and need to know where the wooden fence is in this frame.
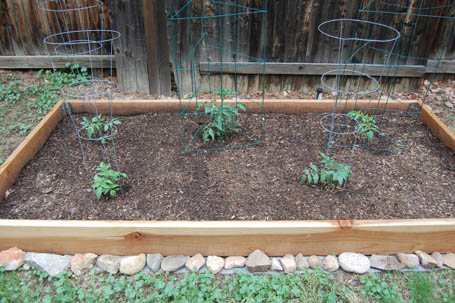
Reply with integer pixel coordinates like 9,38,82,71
0,0,454,95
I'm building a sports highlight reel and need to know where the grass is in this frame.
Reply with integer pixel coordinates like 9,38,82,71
0,265,454,303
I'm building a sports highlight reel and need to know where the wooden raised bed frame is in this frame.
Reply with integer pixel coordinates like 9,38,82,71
0,99,454,256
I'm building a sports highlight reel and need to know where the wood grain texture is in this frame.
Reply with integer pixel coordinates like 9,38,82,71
0,100,63,201
199,62,428,77
0,219,454,256
67,99,418,115
0,55,115,68
420,103,455,152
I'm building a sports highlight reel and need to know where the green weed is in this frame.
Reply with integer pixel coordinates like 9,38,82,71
9,123,32,135
359,274,404,303
0,80,22,105
408,273,436,303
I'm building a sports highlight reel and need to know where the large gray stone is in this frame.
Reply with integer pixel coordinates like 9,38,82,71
396,253,419,268
338,252,370,274
246,250,271,273
369,255,404,271
120,254,146,275
25,252,71,277
185,254,205,272
147,253,163,272
280,254,297,273
295,253,309,270
161,255,188,272
224,256,246,270
97,255,123,274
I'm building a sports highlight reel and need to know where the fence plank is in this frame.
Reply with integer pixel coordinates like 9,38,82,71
0,55,115,68
200,62,428,76
142,0,171,96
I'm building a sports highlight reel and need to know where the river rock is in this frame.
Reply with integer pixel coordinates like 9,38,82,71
97,255,123,274
322,255,339,272
224,256,246,270
443,253,455,269
147,253,163,272
70,253,97,276
271,258,283,271
415,251,438,269
280,254,297,273
431,252,444,268
206,256,224,274
120,254,146,275
369,255,404,271
185,254,205,272
396,253,419,268
308,255,322,269
246,250,271,272
161,255,188,272
338,252,370,274
295,253,309,270
0,247,25,271
25,252,71,277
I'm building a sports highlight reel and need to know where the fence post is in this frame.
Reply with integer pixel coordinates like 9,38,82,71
110,0,171,95
143,0,171,96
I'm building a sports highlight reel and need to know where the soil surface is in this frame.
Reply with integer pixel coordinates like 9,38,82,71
1,111,454,221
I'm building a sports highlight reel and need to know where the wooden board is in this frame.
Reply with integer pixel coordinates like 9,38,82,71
0,100,63,201
67,99,418,115
200,62,427,77
420,104,455,152
0,99,454,256
0,55,115,69
0,219,454,256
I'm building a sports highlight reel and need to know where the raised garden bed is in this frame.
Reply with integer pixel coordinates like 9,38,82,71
0,99,454,256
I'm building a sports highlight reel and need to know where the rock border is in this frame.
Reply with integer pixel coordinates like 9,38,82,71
1,247,454,277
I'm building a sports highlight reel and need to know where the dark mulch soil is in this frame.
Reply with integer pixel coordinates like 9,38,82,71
2,112,455,221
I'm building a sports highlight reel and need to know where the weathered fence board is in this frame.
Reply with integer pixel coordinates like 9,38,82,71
0,0,454,94
0,55,114,69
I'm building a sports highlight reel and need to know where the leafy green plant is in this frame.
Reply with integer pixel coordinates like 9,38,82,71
9,123,32,135
197,100,246,142
92,162,127,199
0,80,22,105
359,274,403,303
302,152,352,186
347,110,380,143
37,63,89,90
81,115,121,144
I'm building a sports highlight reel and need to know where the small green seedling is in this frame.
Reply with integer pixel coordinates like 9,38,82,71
80,115,121,143
347,110,380,143
302,152,352,186
92,162,127,199
0,80,22,105
197,100,246,143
